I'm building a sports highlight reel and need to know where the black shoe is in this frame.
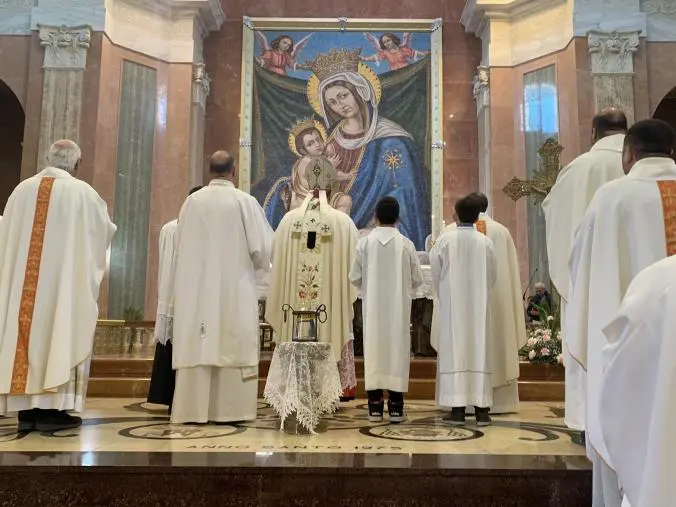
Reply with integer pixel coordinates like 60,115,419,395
368,400,384,422
443,407,466,426
17,409,38,432
475,407,492,427
34,410,82,432
387,400,406,424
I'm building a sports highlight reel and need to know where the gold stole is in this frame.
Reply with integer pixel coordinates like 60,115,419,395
658,181,676,256
10,177,55,394
476,220,487,235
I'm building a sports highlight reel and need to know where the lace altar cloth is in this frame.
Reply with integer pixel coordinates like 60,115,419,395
264,342,343,434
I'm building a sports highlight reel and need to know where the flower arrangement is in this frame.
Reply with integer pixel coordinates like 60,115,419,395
520,301,563,365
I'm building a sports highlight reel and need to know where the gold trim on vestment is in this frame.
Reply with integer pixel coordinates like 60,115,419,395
476,220,487,235
10,177,56,394
657,180,676,256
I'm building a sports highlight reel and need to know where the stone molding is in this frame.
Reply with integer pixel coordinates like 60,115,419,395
473,65,490,113
588,30,640,74
39,24,91,70
192,62,211,106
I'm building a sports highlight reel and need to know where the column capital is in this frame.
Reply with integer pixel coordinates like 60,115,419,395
473,65,490,114
587,30,640,74
38,24,91,70
192,62,211,107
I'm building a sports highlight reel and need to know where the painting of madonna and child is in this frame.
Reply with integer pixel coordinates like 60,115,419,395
249,29,433,250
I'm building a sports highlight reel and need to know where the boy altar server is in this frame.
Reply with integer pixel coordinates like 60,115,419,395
431,196,497,426
349,197,423,422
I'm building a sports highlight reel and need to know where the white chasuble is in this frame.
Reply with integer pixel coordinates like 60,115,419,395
267,192,359,394
600,256,676,507
154,219,177,345
430,227,497,408
0,168,116,414
541,133,624,431
567,157,676,473
349,227,423,393
442,213,527,413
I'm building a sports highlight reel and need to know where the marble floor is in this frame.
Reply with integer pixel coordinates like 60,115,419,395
0,399,584,456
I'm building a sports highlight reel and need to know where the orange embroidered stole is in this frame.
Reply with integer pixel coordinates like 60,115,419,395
657,181,676,257
10,177,55,394
476,220,487,235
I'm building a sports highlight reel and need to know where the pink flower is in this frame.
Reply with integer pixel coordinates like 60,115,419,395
528,350,536,360
541,347,551,356
556,354,563,365
543,334,552,342
527,337,537,347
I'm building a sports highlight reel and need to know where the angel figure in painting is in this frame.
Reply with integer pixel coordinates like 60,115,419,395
285,117,352,214
255,33,314,76
361,33,428,72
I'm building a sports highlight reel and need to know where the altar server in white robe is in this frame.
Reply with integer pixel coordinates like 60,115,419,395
599,255,676,507
0,140,116,432
349,197,423,423
443,192,527,414
171,151,272,424
431,196,497,427
147,185,203,414
567,119,676,507
542,108,627,432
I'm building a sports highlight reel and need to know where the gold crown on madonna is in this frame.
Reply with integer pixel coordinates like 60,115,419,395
290,117,319,138
310,48,361,81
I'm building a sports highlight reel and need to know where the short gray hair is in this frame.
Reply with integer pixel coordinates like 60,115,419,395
47,139,81,173
534,282,546,290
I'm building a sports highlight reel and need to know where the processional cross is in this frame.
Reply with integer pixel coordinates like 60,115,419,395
502,138,564,202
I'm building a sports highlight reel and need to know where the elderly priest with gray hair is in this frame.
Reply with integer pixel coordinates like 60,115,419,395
0,139,116,432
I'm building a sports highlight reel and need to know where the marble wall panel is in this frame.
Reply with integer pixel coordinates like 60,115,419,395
204,0,481,222
645,41,676,115
108,60,157,319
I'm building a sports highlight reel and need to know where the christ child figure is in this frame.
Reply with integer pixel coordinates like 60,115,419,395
289,124,352,215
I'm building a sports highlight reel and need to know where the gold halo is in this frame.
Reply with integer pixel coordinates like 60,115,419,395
288,119,328,157
307,62,382,116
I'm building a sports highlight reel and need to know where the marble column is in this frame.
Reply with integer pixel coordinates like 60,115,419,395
189,62,210,187
587,30,640,124
36,24,91,169
473,66,492,214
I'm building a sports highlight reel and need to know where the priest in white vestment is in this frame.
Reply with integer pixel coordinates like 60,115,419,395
431,196,497,426
147,185,203,413
542,109,627,432
349,197,423,423
267,190,359,399
0,140,116,432
567,119,676,507
442,192,527,414
599,255,676,507
171,152,272,424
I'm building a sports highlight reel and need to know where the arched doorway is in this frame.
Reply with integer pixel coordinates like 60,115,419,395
0,80,24,213
654,86,676,130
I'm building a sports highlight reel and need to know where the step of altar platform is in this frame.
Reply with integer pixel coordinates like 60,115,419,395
88,356,564,401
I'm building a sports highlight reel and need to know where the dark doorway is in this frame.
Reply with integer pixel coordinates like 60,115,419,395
654,87,676,131
0,80,24,213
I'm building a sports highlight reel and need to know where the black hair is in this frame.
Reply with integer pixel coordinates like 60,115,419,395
375,196,400,225
455,196,481,224
188,185,203,196
624,119,676,159
592,109,628,138
466,192,489,213
210,155,235,175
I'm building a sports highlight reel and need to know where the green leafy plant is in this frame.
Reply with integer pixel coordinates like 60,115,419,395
520,302,562,365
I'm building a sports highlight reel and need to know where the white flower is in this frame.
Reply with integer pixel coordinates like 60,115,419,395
543,334,552,342
528,350,536,360
527,337,537,347
557,354,563,365
547,316,554,322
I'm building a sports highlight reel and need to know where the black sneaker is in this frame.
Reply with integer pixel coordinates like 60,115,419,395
35,410,82,432
17,409,38,432
368,400,384,422
387,400,406,424
443,407,466,426
475,407,492,427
